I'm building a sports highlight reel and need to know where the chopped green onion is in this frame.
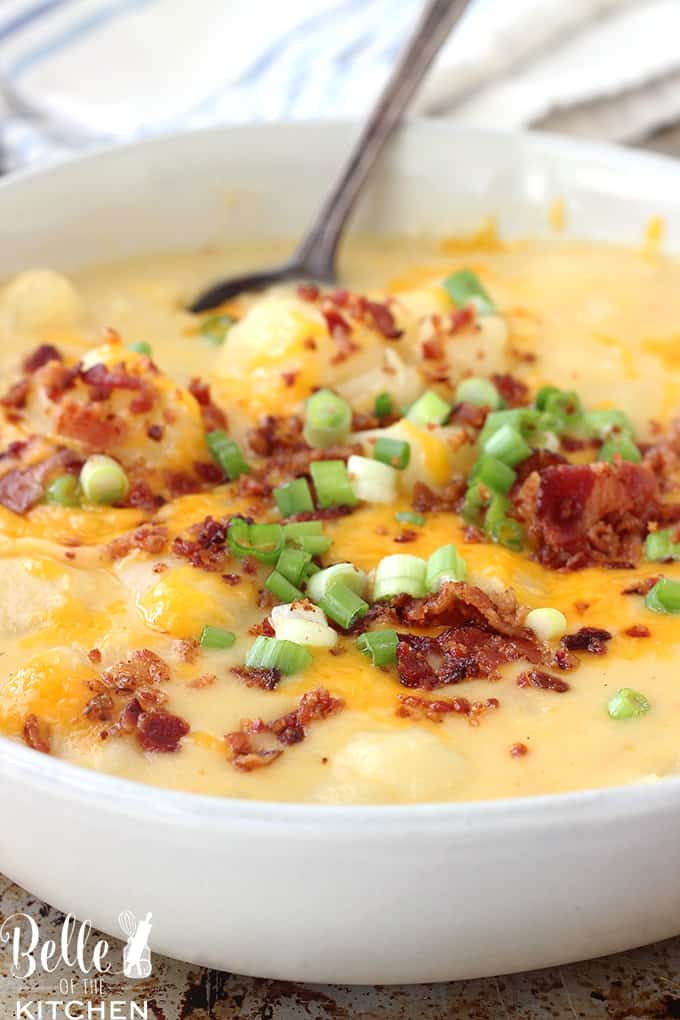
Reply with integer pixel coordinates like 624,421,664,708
469,454,516,495
645,529,680,562
373,553,427,601
309,460,357,509
200,313,235,345
534,386,561,412
395,511,425,527
357,629,398,666
607,688,651,720
245,636,312,675
297,534,333,555
480,408,559,446
407,390,451,428
45,474,81,507
535,387,581,419
275,546,312,587
483,424,532,467
206,430,250,480
283,521,332,556
270,603,337,648
128,340,152,357
442,269,496,315
347,454,397,504
374,392,392,418
425,544,467,591
454,377,501,409
462,481,489,525
304,389,352,449
228,519,284,563
306,562,368,604
79,455,129,506
525,608,567,642
317,581,368,629
485,494,524,550
199,625,236,650
373,436,411,470
598,435,641,464
645,577,680,614
265,570,304,604
274,478,314,517
583,409,634,439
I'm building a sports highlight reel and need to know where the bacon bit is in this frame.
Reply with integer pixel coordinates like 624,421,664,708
573,600,591,615
411,480,466,514
322,305,358,364
281,370,299,388
250,616,275,637
510,742,528,757
147,423,164,441
136,710,190,752
492,373,530,408
88,648,102,665
22,713,51,754
379,581,537,641
107,523,168,560
82,362,152,405
297,283,319,301
449,305,475,334
394,529,417,544
552,646,578,671
362,299,403,339
561,627,612,655
125,479,162,510
172,515,230,571
303,337,317,350
396,627,537,689
231,666,281,690
247,414,304,457
23,344,63,373
38,360,80,402
516,669,570,693
177,638,199,663
222,573,242,586
84,692,115,721
624,624,651,638
396,693,498,726
451,402,488,430
0,378,30,410
422,335,445,361
56,400,126,449
188,377,228,432
100,649,170,693
510,449,567,493
622,576,660,596
188,673,217,689
287,504,355,523
257,588,276,609
515,461,659,569
0,447,81,514
225,687,343,771
463,524,484,543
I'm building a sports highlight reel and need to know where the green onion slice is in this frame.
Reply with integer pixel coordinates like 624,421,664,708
407,390,451,428
275,546,312,587
245,636,312,675
645,529,680,562
199,625,236,650
347,454,397,504
80,455,129,506
374,392,392,418
200,313,235,345
607,688,651,720
425,544,467,591
395,511,425,527
525,608,567,642
274,478,314,517
128,340,153,357
598,436,641,464
265,570,305,604
304,389,352,449
317,581,369,629
45,474,81,507
206,430,250,480
357,629,398,666
309,460,357,509
373,436,411,470
307,562,368,603
373,553,426,602
454,377,500,409
469,454,516,496
442,269,496,315
483,424,532,467
645,577,680,614
228,519,284,563
485,494,524,550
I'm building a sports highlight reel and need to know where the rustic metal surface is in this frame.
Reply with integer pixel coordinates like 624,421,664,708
3,127,680,1019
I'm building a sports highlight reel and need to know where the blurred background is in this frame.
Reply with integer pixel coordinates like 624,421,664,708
1,0,679,173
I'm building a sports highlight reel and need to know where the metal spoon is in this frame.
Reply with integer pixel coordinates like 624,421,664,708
189,0,473,313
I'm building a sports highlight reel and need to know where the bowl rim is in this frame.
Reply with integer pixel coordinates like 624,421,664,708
3,118,680,833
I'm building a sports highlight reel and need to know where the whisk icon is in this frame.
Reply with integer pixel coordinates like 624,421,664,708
118,910,153,979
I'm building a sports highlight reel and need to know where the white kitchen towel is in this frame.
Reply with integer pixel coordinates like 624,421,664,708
0,0,678,171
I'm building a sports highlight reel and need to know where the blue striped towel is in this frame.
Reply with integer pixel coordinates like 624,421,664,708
1,0,680,171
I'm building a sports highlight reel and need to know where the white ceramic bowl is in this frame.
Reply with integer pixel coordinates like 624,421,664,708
2,121,680,984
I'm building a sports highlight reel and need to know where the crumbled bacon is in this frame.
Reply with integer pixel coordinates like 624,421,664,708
231,666,281,691
100,649,170,693
0,378,30,410
510,742,528,757
450,402,488,429
107,523,168,560
515,461,659,569
411,480,466,514
23,344,63,373
492,373,530,408
322,304,358,364
0,447,82,514
177,638,199,663
396,693,499,726
396,627,538,689
84,692,115,721
624,624,651,638
81,363,155,416
394,529,417,544
56,400,126,449
621,576,660,596
361,299,403,340
172,515,230,571
381,581,536,641
125,479,162,510
188,377,228,432
516,669,570,693
88,648,102,665
510,449,567,493
136,709,190,752
560,627,612,655
296,283,319,301
225,687,344,771
247,414,304,457
22,713,51,754
188,673,217,689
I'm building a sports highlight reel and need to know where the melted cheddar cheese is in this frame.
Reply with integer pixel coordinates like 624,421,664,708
1,233,680,804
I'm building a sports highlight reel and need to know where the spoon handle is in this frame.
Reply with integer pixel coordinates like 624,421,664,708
292,0,473,280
